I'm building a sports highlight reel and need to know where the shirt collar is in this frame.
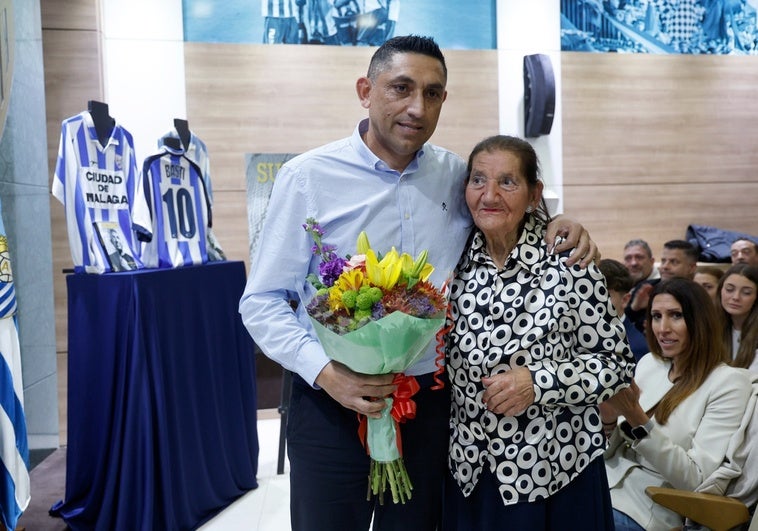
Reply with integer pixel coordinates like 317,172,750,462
82,110,120,148
462,216,552,276
351,119,424,174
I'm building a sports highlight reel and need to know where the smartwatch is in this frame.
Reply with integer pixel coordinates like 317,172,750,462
620,418,654,441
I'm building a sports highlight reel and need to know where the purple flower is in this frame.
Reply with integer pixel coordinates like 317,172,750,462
371,301,386,320
321,243,338,261
407,296,436,318
319,257,347,287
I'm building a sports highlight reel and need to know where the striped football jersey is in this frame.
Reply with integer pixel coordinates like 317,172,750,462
158,128,226,261
158,127,214,203
52,111,150,273
141,146,212,268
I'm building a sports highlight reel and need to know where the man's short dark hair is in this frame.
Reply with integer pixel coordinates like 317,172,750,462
663,239,699,263
367,35,447,81
732,237,758,252
599,258,634,293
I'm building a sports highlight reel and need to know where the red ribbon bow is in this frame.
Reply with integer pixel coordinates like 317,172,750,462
357,373,420,456
389,373,420,423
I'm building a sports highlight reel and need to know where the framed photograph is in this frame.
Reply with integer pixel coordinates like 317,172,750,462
94,221,138,272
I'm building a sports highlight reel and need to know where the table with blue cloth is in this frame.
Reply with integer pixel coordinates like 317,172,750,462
51,261,259,530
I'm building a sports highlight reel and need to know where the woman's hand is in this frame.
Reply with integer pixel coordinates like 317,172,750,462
482,367,535,416
599,401,618,424
599,401,619,438
604,380,649,426
546,215,600,268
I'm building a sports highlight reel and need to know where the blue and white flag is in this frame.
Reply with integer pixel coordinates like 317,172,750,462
0,208,29,530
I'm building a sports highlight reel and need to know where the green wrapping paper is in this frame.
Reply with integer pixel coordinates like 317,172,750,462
309,311,445,374
366,398,399,462
300,221,450,503
308,310,445,504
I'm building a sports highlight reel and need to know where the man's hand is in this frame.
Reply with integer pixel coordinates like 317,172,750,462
481,367,535,417
546,215,601,268
315,361,396,418
630,283,654,311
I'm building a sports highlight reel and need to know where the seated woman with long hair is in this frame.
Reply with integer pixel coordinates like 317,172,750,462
602,278,752,531
717,263,758,372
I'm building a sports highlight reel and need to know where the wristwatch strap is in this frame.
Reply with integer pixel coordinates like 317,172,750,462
621,418,655,441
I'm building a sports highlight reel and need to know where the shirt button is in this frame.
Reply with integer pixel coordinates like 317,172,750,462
404,213,410,220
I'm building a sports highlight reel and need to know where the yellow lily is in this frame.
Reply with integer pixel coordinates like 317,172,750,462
400,253,417,281
401,249,435,289
356,231,371,255
365,248,403,290
417,262,435,281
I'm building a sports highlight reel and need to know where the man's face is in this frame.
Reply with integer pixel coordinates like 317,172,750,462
731,240,758,267
110,231,122,252
623,245,654,283
358,52,447,171
659,248,696,281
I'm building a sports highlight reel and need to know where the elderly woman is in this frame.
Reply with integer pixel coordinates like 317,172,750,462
443,135,635,530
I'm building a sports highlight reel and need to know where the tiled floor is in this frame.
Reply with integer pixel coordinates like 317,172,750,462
199,413,292,531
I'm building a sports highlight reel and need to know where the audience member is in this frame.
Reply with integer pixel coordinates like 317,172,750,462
718,264,758,372
730,238,758,267
600,258,649,361
603,278,752,531
694,265,724,306
444,135,633,531
658,239,698,282
622,239,659,287
626,240,698,333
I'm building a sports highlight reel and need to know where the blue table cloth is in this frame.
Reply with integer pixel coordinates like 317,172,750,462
51,261,259,530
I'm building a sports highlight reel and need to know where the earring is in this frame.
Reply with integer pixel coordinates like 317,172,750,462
526,205,534,213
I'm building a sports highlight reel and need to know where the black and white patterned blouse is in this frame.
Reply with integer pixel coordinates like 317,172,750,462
447,217,635,506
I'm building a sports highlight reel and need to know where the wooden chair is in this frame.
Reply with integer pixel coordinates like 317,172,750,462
646,372,758,531
645,487,751,531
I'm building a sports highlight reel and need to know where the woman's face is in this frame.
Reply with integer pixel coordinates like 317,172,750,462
650,293,689,362
465,149,542,243
694,272,720,303
721,273,758,321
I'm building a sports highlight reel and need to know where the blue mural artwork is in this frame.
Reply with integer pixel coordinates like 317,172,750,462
561,0,758,54
183,0,496,50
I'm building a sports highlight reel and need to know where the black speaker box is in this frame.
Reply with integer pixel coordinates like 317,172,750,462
523,54,555,138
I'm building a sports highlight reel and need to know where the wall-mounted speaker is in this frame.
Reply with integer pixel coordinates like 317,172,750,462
523,53,555,138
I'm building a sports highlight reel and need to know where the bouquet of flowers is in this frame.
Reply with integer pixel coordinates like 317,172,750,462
302,218,448,504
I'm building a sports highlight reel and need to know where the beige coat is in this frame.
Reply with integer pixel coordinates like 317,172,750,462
604,355,752,531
